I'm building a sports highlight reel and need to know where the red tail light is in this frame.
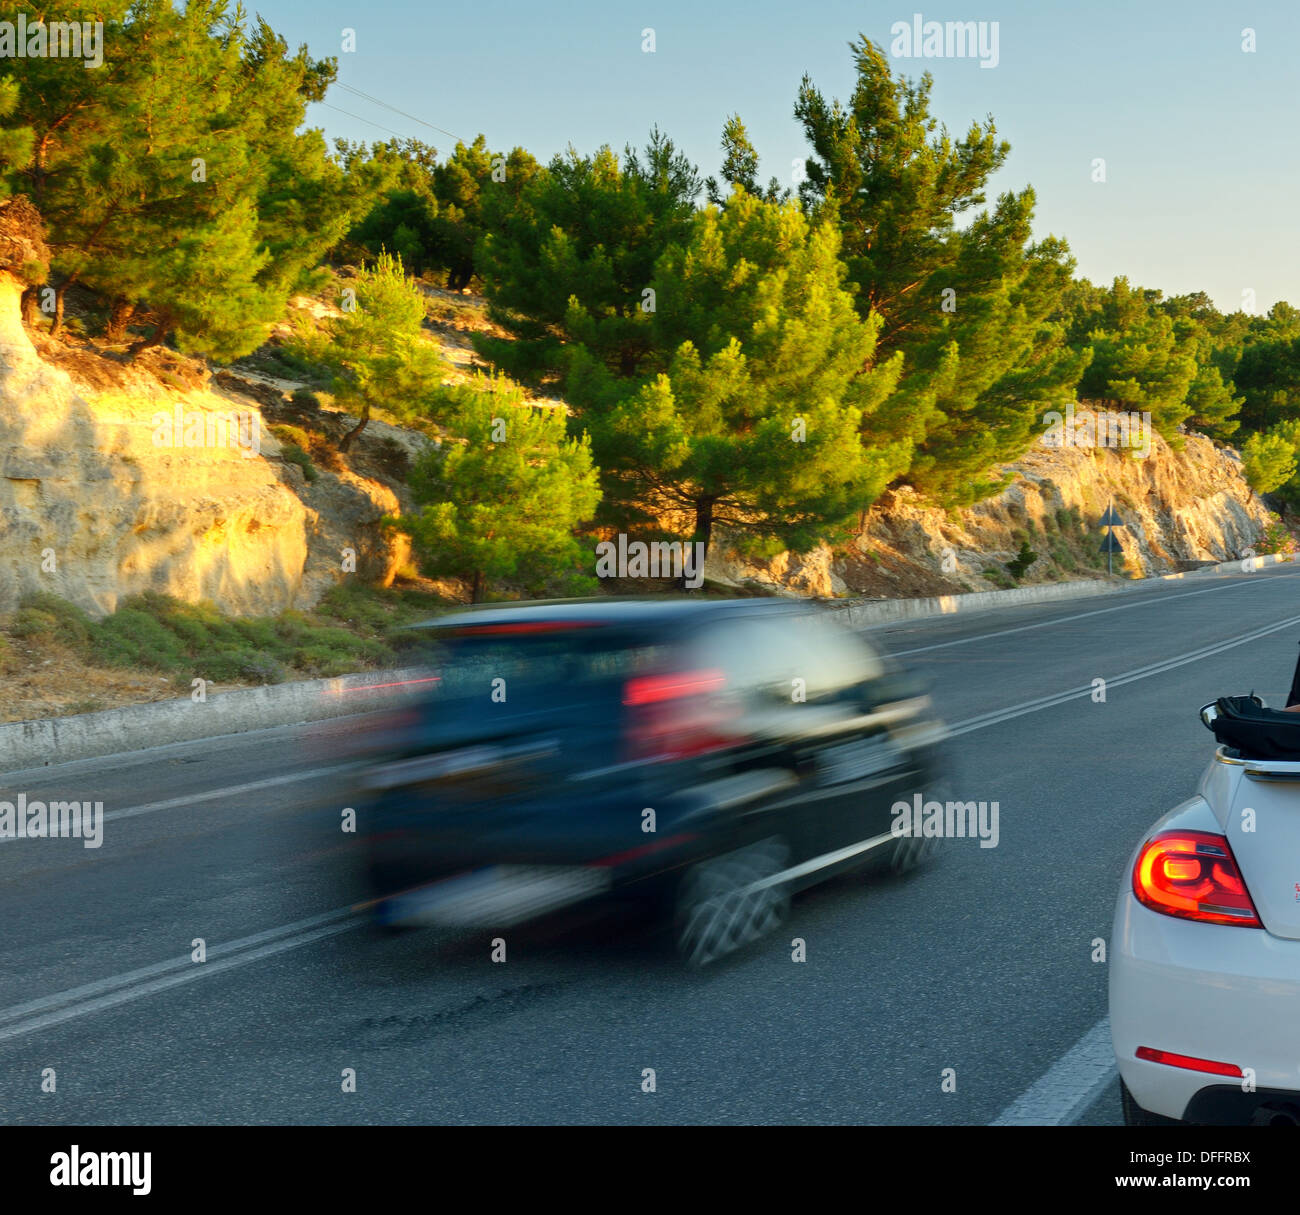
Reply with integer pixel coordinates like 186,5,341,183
621,669,736,761
1133,830,1262,927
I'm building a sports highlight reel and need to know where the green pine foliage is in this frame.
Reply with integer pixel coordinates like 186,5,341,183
572,189,904,554
474,129,700,385
794,37,1089,505
1241,429,1298,495
0,2,372,359
307,252,449,451
0,79,33,199
398,379,602,602
342,135,540,288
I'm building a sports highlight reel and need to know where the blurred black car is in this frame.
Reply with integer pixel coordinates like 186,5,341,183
357,597,947,965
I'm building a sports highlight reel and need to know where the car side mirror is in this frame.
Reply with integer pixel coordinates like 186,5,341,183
1199,702,1219,730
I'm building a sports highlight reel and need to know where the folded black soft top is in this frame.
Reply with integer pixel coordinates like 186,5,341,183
1211,695,1300,761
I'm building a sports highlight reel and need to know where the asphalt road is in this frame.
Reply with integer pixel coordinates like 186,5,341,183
4,564,1299,1125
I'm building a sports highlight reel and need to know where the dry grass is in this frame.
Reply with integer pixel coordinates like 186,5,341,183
0,636,239,724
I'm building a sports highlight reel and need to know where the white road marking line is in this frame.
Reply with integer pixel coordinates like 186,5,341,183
0,764,355,846
101,765,353,825
991,1017,1116,1125
946,612,1300,737
888,573,1299,658
0,907,359,1044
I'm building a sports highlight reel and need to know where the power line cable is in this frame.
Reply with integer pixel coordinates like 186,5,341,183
317,101,408,139
335,82,468,146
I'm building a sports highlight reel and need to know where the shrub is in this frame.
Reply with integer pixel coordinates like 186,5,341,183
270,425,318,482
196,648,261,682
9,607,60,640
12,593,94,648
982,566,1015,589
1050,543,1077,572
238,653,287,684
2,585,456,693
271,423,311,449
1242,431,1297,495
1005,540,1038,581
96,608,187,669
1256,514,1298,557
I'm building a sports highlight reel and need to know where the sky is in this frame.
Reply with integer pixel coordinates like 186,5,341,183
251,0,1300,314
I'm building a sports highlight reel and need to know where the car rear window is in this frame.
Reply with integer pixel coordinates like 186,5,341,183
684,610,883,698
426,628,672,700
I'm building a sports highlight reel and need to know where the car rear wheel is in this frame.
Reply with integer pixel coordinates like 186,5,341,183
673,838,790,968
1121,1079,1182,1126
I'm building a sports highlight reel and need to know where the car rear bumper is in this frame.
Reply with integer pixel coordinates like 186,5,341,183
1109,893,1300,1122
374,864,617,928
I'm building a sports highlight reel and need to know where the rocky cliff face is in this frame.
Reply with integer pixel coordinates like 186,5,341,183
707,420,1271,599
0,198,406,619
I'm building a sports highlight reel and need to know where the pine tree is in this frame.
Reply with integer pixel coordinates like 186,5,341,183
475,131,699,384
704,115,791,206
314,252,447,452
430,136,539,290
574,190,903,558
1241,430,1297,494
795,36,1085,504
400,381,601,602
1070,277,1201,437
1235,337,1300,432
0,2,367,357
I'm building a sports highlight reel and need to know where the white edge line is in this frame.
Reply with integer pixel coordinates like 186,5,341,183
990,1017,1116,1126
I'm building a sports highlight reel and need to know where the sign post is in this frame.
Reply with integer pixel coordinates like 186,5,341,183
1098,501,1125,576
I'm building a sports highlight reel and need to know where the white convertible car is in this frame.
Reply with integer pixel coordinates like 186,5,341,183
1110,690,1300,1126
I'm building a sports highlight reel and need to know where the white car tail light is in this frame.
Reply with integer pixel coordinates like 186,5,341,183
1133,830,1262,928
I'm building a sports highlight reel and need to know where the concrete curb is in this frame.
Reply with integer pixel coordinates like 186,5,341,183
1157,552,1292,581
827,576,1123,628
3,553,1293,772
0,666,434,773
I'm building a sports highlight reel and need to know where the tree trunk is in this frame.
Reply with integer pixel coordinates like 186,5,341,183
470,570,485,603
338,403,370,453
693,497,715,559
50,282,69,337
104,297,136,343
688,497,715,592
20,286,39,328
127,312,172,360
